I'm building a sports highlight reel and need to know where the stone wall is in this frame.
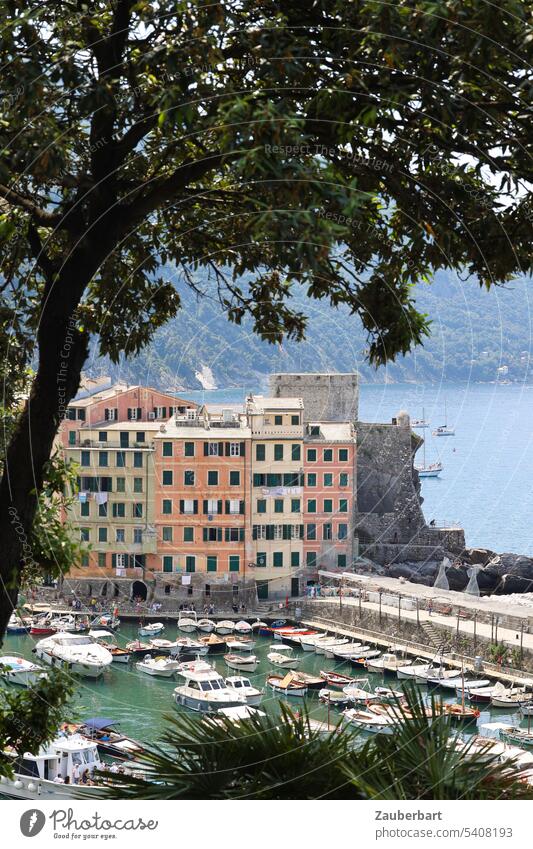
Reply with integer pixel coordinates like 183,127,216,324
269,372,359,422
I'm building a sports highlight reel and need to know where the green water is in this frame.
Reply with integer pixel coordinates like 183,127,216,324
2,625,528,746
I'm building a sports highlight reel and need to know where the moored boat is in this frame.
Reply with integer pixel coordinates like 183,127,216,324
438,703,480,724
34,632,113,678
61,718,145,760
30,612,55,636
177,611,197,634
225,638,256,652
366,652,404,675
267,645,299,669
89,630,131,663
125,639,153,658
267,672,307,698
6,613,31,634
136,655,181,677
173,665,247,713
290,671,324,691
0,655,45,687
319,670,357,689
197,618,215,634
319,688,352,708
342,708,395,735
234,620,252,635
138,621,164,637
314,636,350,656
215,620,235,636
342,678,379,706
224,653,259,673
347,649,382,668
499,726,533,749
224,676,263,706
199,634,227,654
396,658,442,682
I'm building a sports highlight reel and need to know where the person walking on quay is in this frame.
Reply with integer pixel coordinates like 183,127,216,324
428,599,433,617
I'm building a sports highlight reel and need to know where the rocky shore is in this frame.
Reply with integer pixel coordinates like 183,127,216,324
356,550,533,596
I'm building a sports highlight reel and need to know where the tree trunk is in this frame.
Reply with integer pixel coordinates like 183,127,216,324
0,244,106,641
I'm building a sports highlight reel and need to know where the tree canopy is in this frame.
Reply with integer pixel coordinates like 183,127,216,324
0,0,531,637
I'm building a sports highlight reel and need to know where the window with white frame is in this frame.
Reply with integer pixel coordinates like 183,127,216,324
207,499,219,514
273,525,283,540
116,528,125,543
155,406,165,418
229,442,241,456
208,442,219,456
256,525,267,540
129,408,138,420
105,408,116,421
116,553,126,568
228,528,240,541
133,528,143,544
183,499,195,514
292,524,302,539
229,498,240,514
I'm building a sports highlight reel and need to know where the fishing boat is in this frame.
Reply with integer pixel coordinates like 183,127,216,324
267,672,307,698
224,653,259,673
197,618,215,634
0,656,45,687
290,671,325,691
319,689,352,708
0,734,104,799
439,703,480,725
89,630,131,663
319,670,357,689
125,639,154,658
437,677,490,694
490,687,531,708
34,632,113,678
173,665,247,713
418,666,461,685
342,678,378,705
225,638,256,652
348,649,382,669
90,613,120,631
30,612,56,636
61,718,145,760
374,686,405,703
215,620,235,636
267,645,300,669
6,613,30,634
280,629,318,647
328,642,366,659
149,638,183,654
366,652,404,675
342,708,395,735
177,611,197,634
136,655,181,677
171,637,209,658
251,620,268,632
397,659,442,682
499,726,533,749
519,703,533,717
199,634,227,654
234,620,252,635
465,682,508,705
138,622,164,637
224,676,263,706
299,632,328,652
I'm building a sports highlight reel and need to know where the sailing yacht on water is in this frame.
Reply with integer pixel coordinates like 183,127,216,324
415,413,443,478
432,400,455,436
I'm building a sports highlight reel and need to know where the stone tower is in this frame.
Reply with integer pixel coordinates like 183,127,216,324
269,372,359,422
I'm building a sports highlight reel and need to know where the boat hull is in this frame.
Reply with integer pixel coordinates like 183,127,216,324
224,659,259,673
36,649,108,679
173,692,245,713
0,775,106,800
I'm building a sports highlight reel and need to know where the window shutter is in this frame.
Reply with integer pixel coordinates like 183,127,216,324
162,407,167,418
217,528,223,542
239,500,245,514
224,529,229,542
225,500,230,514
104,408,109,420
283,525,289,540
300,524,304,538
203,499,208,514
203,442,209,456
240,441,245,457
114,408,118,419
203,528,208,542
225,442,230,456
137,407,142,419
266,525,274,540
179,500,184,514
127,408,132,420
218,441,224,457
112,554,116,567
193,500,198,514
239,528,245,542
252,526,258,541
217,499,223,514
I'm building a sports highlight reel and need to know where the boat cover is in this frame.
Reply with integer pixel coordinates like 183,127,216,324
83,717,119,730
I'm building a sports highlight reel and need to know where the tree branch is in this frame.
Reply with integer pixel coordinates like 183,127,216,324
0,185,63,227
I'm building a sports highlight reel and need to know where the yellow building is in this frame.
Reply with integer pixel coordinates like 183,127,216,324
246,396,304,599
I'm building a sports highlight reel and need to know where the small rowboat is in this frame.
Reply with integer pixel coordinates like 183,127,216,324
440,703,480,724
267,673,307,698
234,621,252,635
342,708,395,735
126,640,153,658
197,618,215,634
224,653,259,673
136,655,181,677
319,688,352,708
500,726,533,749
374,686,404,703
290,671,324,691
267,645,299,669
342,679,379,706
199,634,227,654
348,650,381,668
216,620,235,636
225,638,256,652
319,670,356,689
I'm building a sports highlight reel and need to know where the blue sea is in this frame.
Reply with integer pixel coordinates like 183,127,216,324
186,383,533,556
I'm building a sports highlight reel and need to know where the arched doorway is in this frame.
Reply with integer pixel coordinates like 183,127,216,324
131,580,147,601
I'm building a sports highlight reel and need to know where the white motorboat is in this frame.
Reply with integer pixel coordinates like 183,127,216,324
215,705,267,723
327,642,365,658
138,622,164,636
173,665,247,713
225,638,256,652
342,708,395,735
34,632,113,678
314,637,350,656
0,655,45,687
197,618,215,634
0,734,104,799
342,678,379,706
215,620,235,636
149,638,181,654
225,676,263,706
417,667,460,685
178,611,198,633
234,620,252,635
250,620,268,631
136,655,181,677
224,653,259,673
6,613,30,634
396,659,442,682
366,652,404,675
267,645,299,669
437,677,490,693
51,613,90,633
171,637,209,657
89,630,131,663
299,633,327,651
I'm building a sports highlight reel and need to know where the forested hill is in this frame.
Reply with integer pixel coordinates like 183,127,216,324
88,271,532,390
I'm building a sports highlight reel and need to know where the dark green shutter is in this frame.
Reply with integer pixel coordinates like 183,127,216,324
217,528,223,542
162,407,166,418
217,499,223,514
112,554,116,567
137,407,142,419
252,526,258,540
239,528,245,542
179,500,184,514
204,442,209,456
203,528,208,541
225,500,230,514
127,408,132,420
193,500,198,514
218,442,224,457
203,499,208,514
239,500,245,514
225,442,230,456
224,529,229,542
240,441,245,456
266,525,274,540
283,525,290,540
